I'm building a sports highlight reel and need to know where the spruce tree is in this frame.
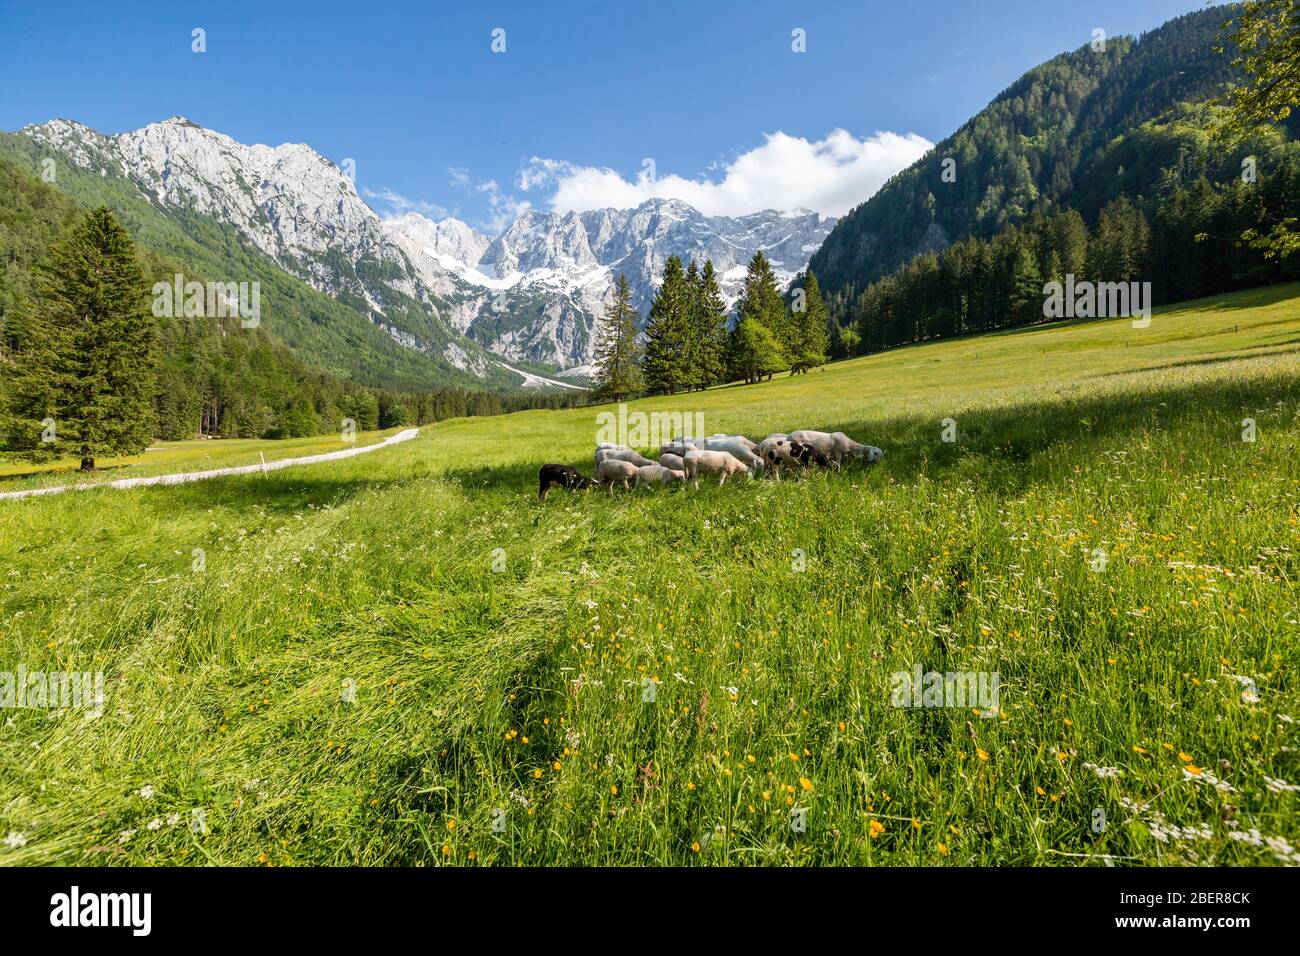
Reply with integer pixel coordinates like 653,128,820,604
592,273,642,402
682,259,703,391
731,250,789,382
789,271,830,373
694,260,728,388
641,256,692,395
5,207,156,470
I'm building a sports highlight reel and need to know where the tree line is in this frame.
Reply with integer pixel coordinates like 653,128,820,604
0,203,582,470
591,251,832,400
828,157,1300,358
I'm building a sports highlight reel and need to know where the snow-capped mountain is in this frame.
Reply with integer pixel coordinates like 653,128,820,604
22,117,835,378
21,116,495,368
384,199,836,369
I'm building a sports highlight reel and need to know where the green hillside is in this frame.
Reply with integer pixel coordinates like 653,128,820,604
0,133,515,392
807,8,1265,306
1,284,1296,866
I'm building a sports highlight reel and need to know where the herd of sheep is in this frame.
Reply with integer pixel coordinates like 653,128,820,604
538,430,884,499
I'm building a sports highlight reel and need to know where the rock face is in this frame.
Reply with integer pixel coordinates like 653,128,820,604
24,117,835,375
387,199,836,370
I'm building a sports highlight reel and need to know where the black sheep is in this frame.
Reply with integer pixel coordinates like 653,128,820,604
538,463,592,501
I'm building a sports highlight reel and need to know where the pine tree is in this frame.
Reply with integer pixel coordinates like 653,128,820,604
682,259,703,391
789,271,830,373
693,260,728,388
730,250,789,382
592,273,642,402
641,256,692,395
5,207,156,470
1009,244,1043,324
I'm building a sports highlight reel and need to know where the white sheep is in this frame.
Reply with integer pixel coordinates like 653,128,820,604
702,434,759,454
595,447,656,467
595,457,639,492
658,452,686,472
695,436,764,471
683,449,753,489
635,464,686,488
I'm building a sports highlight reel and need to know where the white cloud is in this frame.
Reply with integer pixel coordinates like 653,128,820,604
446,167,531,234
516,129,934,218
363,186,447,220
475,178,531,234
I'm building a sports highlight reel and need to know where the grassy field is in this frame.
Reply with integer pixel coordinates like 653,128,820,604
1,283,1298,866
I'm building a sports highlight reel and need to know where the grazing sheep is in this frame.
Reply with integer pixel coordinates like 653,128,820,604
660,440,697,457
635,464,686,488
789,439,832,468
538,463,592,501
595,447,656,467
695,436,764,472
757,433,796,478
683,449,753,489
703,434,759,454
595,457,638,492
659,452,686,472
789,430,882,468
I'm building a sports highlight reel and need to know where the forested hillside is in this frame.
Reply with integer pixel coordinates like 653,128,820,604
807,8,1264,310
0,131,522,393
0,156,579,443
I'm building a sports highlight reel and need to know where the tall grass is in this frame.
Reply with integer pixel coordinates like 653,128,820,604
1,284,1297,865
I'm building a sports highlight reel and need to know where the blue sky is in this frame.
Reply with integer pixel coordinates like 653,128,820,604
0,0,1217,232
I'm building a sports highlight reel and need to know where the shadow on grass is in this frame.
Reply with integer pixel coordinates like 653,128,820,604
438,370,1300,501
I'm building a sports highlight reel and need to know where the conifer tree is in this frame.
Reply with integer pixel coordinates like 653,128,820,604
789,271,830,373
5,207,156,470
730,250,789,382
592,273,642,402
682,259,703,391
693,260,728,388
641,256,692,395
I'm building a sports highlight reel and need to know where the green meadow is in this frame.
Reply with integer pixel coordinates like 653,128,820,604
1,283,1298,866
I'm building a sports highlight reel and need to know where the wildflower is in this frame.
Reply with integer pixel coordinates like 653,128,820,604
3,832,27,850
937,842,949,856
976,747,989,762
137,785,155,800
800,777,813,791
869,820,885,839
1264,776,1300,794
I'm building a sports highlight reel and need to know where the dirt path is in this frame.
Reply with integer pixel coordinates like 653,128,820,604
0,428,421,501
